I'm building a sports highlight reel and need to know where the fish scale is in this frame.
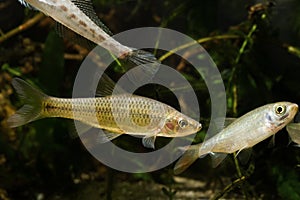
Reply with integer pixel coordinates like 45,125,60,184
8,78,202,149
174,102,298,174
19,0,159,66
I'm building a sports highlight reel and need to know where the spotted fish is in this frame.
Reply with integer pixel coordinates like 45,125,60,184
8,78,202,149
18,0,158,66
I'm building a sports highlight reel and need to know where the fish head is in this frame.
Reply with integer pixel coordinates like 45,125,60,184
160,111,202,137
265,102,298,131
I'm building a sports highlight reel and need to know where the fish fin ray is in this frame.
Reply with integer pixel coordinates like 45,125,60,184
210,152,227,168
55,22,96,50
54,0,113,50
7,78,47,127
71,0,113,36
174,144,201,174
128,49,159,66
124,56,160,88
142,135,157,149
97,131,122,143
96,74,127,96
18,0,36,9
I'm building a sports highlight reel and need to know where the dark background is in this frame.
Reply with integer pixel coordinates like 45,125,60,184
0,0,300,199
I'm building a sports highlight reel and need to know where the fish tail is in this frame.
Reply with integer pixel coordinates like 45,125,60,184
128,49,160,66
7,78,48,127
174,144,202,175
125,49,161,85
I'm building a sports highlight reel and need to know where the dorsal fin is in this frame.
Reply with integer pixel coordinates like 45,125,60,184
96,74,127,96
55,0,112,49
18,0,36,10
71,0,113,35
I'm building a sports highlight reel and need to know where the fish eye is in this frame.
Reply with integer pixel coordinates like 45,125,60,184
178,119,188,128
275,105,286,115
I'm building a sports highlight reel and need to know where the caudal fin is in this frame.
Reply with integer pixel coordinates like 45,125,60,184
174,144,201,175
7,78,47,127
124,49,161,87
128,49,159,66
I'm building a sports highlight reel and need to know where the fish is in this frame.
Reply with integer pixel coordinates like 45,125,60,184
174,102,298,174
286,122,300,146
17,0,158,66
7,78,202,149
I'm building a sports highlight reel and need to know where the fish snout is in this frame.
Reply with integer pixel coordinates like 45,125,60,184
197,123,202,131
291,103,299,114
293,104,299,111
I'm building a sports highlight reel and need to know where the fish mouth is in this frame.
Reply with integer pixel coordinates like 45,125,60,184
288,104,299,120
197,123,202,131
291,104,299,114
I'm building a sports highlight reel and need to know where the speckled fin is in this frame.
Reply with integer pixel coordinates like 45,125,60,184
55,0,112,49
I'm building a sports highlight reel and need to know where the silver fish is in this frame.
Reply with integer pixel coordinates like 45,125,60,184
18,0,158,66
174,102,298,174
286,122,300,146
7,78,202,149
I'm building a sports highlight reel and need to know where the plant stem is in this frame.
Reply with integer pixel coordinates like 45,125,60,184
210,176,246,200
0,13,45,44
159,34,240,62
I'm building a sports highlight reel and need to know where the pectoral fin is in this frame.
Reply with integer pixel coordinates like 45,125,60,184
267,135,276,148
142,135,157,149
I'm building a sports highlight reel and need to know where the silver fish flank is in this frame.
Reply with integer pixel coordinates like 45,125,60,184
18,0,158,65
174,102,298,174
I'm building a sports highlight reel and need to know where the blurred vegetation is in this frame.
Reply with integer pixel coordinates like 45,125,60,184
1,0,300,199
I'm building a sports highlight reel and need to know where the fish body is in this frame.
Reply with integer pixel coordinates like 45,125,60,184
22,0,129,57
286,123,300,146
18,0,158,65
174,102,298,174
8,78,201,148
